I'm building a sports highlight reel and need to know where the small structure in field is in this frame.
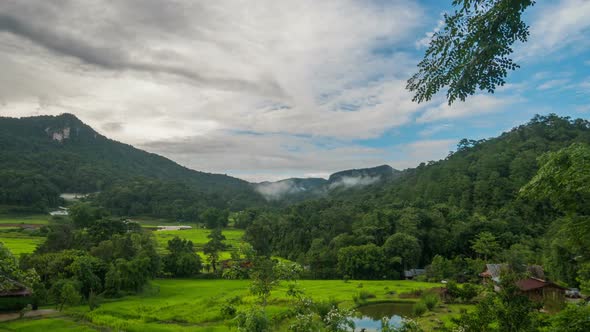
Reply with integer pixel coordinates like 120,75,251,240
157,225,192,231
49,206,69,216
404,268,426,280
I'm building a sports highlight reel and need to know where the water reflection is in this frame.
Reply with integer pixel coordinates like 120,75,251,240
351,302,414,332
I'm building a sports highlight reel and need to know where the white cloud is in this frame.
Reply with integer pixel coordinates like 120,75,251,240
416,95,520,123
389,139,457,170
537,79,571,91
419,124,453,137
524,0,590,57
415,18,444,48
0,1,439,180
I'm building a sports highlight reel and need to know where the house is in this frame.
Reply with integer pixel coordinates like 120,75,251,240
516,277,567,303
404,268,426,279
156,225,192,231
479,264,565,303
0,280,33,311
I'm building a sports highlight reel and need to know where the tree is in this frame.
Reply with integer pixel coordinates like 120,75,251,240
50,279,81,311
337,244,387,280
163,236,202,277
201,208,228,229
203,228,227,273
521,143,590,291
249,257,279,306
408,0,535,104
471,231,500,261
0,243,39,294
382,233,421,272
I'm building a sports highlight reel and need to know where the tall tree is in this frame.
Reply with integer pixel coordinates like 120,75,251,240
203,228,227,273
471,231,501,261
408,0,535,104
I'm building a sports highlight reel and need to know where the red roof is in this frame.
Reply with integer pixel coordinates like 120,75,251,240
516,278,567,291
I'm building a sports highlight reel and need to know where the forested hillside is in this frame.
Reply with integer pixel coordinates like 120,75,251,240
0,114,265,213
254,165,401,202
243,115,590,284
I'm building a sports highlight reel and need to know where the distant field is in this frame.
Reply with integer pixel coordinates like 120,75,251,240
0,232,44,255
153,228,245,260
0,215,50,226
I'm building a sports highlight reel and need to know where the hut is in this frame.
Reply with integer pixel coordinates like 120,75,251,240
516,277,567,303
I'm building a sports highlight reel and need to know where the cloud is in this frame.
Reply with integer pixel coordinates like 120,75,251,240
0,0,435,180
524,0,590,57
328,175,381,190
537,79,571,91
419,124,453,137
254,180,307,201
415,18,444,48
389,139,458,170
416,95,521,123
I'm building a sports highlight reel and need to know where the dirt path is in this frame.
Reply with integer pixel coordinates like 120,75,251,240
0,309,58,322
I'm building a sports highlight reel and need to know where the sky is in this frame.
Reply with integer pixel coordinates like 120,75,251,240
0,0,589,182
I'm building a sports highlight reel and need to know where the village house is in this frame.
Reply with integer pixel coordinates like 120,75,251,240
479,264,566,303
0,279,33,311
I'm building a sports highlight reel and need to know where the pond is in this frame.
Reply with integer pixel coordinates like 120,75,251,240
351,302,415,332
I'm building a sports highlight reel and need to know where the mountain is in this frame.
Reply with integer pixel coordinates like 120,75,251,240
253,165,401,201
0,113,264,212
241,114,590,279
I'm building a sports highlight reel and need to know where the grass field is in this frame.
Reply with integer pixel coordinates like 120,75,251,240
0,215,50,225
0,317,99,332
153,228,245,260
0,279,456,331
0,232,44,255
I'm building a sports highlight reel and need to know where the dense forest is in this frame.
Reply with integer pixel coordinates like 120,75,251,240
241,115,590,288
0,114,265,213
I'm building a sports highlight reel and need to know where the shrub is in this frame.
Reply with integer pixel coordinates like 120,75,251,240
353,290,376,305
413,302,427,316
289,313,321,332
221,303,237,318
313,299,338,320
460,283,479,302
420,293,439,311
235,307,270,332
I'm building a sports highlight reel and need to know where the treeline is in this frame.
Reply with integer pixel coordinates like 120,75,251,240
0,203,231,310
241,115,590,289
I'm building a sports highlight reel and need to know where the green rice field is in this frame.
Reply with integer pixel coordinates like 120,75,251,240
0,215,50,226
0,279,454,331
153,228,245,260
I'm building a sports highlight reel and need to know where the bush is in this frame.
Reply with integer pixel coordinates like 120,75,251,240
420,293,439,311
460,283,479,302
288,313,321,332
413,302,427,316
221,303,237,318
353,290,376,305
235,307,270,332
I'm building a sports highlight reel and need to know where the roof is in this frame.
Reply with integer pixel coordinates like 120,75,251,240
481,264,504,279
516,278,567,292
0,288,32,297
404,269,426,278
480,264,545,280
